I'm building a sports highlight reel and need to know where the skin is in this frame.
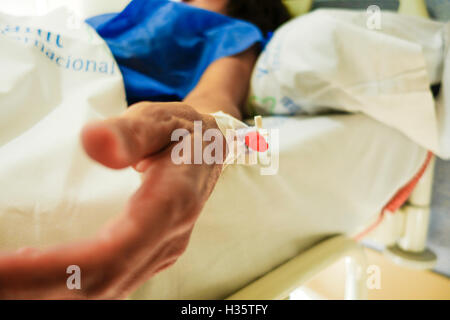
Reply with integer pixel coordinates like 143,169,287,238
181,0,229,15
0,1,257,299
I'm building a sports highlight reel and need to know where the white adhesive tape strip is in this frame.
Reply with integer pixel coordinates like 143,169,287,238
210,111,252,167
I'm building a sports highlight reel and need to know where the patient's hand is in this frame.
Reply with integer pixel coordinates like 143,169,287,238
0,102,224,299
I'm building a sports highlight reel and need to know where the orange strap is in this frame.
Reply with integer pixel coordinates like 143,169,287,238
354,151,433,241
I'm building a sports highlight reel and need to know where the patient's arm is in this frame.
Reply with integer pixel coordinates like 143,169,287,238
0,48,257,299
184,45,257,119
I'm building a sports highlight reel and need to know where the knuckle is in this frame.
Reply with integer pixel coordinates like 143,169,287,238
122,118,147,149
166,234,191,261
150,106,172,122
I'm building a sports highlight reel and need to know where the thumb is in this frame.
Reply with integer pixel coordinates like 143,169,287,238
81,108,180,169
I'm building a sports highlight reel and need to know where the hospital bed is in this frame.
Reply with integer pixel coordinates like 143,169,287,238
225,0,439,300
134,1,436,299
227,0,439,300
0,0,440,300
128,113,432,300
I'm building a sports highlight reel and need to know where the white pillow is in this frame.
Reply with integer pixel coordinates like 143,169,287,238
249,9,450,158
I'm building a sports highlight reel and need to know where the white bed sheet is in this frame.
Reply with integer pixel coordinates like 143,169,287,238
129,114,427,299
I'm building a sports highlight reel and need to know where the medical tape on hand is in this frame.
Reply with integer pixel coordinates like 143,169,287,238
210,111,265,168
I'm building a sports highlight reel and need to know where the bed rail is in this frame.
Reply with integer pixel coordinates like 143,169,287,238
226,235,368,300
384,156,438,269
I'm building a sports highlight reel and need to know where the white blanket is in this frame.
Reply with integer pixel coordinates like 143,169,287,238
130,114,426,299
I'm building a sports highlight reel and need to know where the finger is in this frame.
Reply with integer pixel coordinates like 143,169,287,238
81,102,199,169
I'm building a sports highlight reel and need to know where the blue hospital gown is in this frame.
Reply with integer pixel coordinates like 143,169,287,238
86,0,264,104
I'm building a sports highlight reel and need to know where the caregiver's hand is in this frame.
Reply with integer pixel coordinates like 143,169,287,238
0,102,225,299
